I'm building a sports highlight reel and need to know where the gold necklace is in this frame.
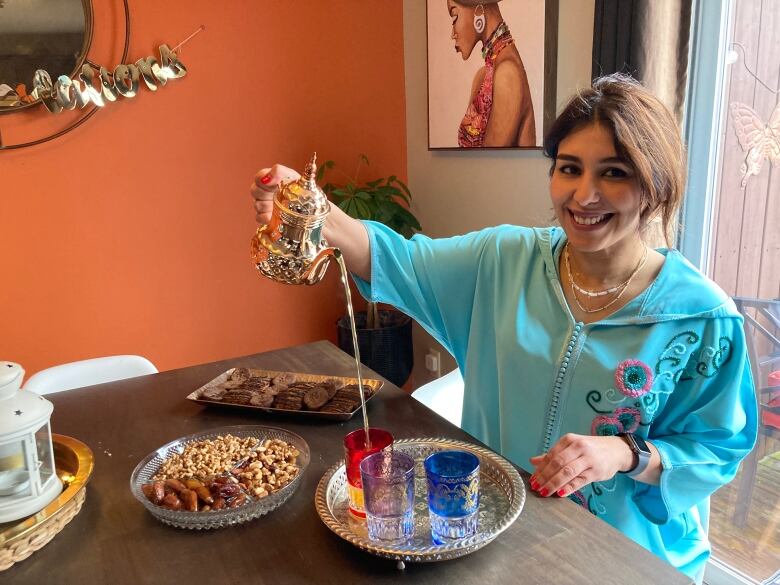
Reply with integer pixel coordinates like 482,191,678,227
564,243,648,314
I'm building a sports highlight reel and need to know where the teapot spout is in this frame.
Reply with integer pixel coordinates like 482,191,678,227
301,246,339,285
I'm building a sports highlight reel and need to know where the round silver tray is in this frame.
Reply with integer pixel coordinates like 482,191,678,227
314,437,525,564
130,425,310,530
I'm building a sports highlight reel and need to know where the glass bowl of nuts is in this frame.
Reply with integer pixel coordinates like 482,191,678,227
129,425,310,529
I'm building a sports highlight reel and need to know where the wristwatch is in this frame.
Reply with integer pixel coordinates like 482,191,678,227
617,433,651,478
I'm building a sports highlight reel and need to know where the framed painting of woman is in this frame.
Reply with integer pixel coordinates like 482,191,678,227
427,0,558,149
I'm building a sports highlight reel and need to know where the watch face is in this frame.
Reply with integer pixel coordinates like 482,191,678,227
631,433,650,455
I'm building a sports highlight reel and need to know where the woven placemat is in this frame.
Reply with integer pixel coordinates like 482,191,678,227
0,487,86,571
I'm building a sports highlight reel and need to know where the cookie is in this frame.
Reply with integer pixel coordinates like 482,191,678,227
288,381,318,391
273,388,304,410
249,391,274,407
322,380,340,399
319,399,356,413
303,387,329,410
221,390,253,405
229,367,252,382
341,383,374,398
272,372,297,386
244,376,271,391
331,388,362,409
221,379,246,390
201,386,226,400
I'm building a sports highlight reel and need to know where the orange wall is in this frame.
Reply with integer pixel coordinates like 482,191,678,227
0,1,407,375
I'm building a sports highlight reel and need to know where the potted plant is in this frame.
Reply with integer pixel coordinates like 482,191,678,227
317,155,422,387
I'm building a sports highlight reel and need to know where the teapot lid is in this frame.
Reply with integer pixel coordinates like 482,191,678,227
277,153,330,216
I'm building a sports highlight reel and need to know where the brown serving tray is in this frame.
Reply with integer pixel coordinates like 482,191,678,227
186,368,384,421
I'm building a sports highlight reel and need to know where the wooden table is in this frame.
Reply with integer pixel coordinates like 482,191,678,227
7,341,692,584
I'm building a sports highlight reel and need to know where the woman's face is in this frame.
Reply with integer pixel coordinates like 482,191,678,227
549,123,645,254
447,0,478,60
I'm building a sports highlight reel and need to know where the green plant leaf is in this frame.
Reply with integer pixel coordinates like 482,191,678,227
354,198,372,219
348,199,363,219
394,178,412,201
393,206,422,232
316,155,420,237
374,200,400,223
376,185,402,199
315,160,334,182
365,199,379,216
394,191,411,206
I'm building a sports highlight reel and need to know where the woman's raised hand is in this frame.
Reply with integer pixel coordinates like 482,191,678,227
247,162,372,281
250,164,301,225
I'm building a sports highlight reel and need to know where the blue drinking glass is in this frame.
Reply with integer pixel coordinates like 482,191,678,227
424,450,480,544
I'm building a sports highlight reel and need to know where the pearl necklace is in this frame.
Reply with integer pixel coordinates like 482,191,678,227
564,243,648,314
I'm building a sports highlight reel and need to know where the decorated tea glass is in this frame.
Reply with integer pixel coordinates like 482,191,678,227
424,450,480,544
359,450,415,543
343,428,393,518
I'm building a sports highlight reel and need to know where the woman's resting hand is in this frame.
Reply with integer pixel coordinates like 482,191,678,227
529,433,635,498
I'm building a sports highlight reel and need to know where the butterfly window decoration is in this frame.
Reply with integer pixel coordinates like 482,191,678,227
729,101,780,189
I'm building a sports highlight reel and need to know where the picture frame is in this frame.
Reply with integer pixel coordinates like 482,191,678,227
426,0,559,150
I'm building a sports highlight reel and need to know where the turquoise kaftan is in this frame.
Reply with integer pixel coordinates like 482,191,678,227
353,221,758,582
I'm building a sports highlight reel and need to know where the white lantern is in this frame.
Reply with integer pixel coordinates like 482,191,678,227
0,362,61,522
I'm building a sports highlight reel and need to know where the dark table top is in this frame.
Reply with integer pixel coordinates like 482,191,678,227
5,341,692,584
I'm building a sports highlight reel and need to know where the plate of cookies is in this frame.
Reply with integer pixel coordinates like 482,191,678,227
186,367,384,421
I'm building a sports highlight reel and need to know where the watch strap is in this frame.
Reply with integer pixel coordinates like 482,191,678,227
618,433,651,478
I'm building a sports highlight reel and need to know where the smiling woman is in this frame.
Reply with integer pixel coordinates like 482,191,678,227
253,74,758,584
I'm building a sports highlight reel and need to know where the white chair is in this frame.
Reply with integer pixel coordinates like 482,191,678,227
411,368,464,427
23,355,158,395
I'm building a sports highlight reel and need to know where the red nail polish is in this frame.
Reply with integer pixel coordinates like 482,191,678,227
540,488,549,497
530,478,539,490
557,489,566,497
260,174,271,184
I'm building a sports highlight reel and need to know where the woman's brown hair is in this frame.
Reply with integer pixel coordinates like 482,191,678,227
543,74,686,247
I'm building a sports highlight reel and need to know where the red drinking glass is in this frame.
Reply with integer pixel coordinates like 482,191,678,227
343,428,394,518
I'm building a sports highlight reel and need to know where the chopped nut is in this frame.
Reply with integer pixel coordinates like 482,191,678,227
152,434,261,480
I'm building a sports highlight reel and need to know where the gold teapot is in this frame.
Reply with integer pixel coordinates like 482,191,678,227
251,153,338,285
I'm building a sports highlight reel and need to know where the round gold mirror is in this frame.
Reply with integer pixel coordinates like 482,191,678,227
0,0,93,113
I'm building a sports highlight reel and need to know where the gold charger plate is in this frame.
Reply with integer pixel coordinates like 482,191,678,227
186,368,384,421
0,434,94,571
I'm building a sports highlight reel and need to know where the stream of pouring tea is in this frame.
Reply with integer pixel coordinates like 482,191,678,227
334,251,371,447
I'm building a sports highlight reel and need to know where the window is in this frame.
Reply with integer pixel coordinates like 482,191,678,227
683,1,780,584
